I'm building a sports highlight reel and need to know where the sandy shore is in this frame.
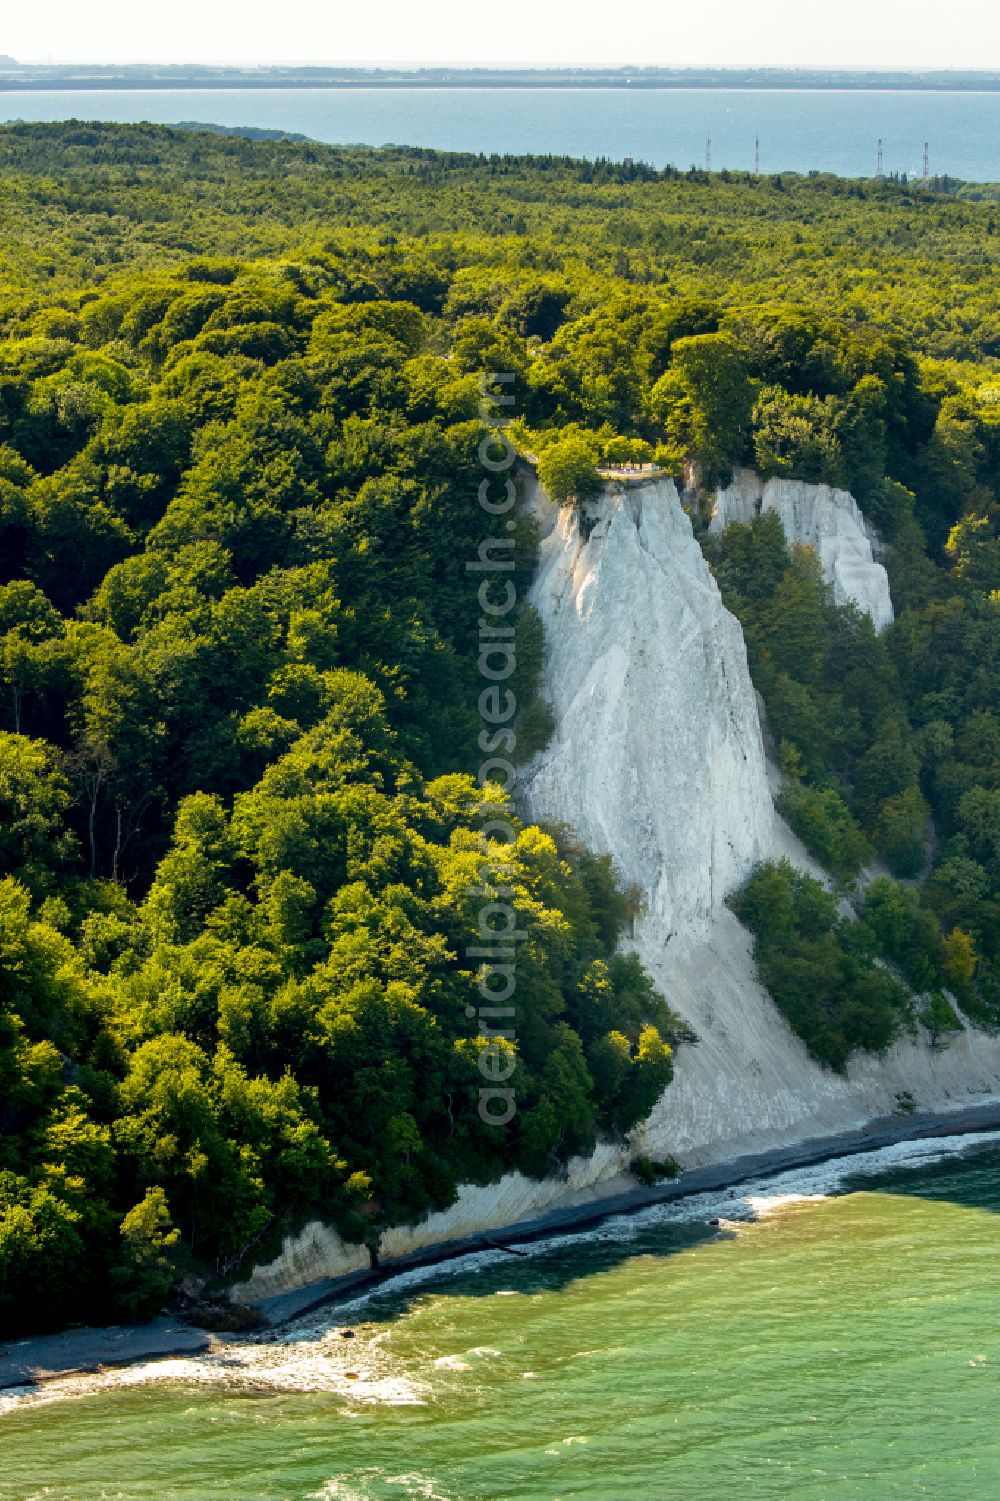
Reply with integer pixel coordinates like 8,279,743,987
4,1097,1000,1392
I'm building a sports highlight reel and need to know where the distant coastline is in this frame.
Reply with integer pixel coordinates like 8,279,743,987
4,65,1000,92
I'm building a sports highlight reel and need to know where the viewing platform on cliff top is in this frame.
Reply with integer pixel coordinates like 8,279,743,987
596,462,666,483
521,454,666,486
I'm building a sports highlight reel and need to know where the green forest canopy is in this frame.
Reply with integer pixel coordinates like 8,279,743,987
0,123,997,1331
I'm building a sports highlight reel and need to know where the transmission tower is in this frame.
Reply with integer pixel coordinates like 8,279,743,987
877,138,884,180
923,141,929,189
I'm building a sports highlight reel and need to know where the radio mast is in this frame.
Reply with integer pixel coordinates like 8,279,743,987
923,141,929,189
755,133,760,177
706,135,712,173
877,138,884,180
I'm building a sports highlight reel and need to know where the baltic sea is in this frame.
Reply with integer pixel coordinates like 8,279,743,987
2,86,1000,178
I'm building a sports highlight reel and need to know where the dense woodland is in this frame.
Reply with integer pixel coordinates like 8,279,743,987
0,124,997,1330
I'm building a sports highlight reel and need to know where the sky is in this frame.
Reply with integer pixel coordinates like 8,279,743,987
3,0,999,70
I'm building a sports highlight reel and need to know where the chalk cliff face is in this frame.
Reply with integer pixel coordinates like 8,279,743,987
710,467,894,631
233,1143,626,1303
520,473,774,934
234,1222,370,1300
524,471,1000,1170
236,469,1000,1301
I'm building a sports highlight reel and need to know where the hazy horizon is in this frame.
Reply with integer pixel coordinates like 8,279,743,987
4,61,1000,72
4,0,999,71
5,61,1000,76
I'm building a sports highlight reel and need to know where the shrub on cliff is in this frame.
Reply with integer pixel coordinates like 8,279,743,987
775,783,873,882
537,434,601,505
729,860,912,1070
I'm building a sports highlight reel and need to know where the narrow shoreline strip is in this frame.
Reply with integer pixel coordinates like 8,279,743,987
4,1098,1000,1393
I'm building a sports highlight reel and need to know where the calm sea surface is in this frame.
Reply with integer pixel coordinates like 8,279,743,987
2,87,1000,179
2,1131,999,1500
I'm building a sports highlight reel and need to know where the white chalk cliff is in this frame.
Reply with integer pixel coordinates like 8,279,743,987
235,468,1000,1302
522,470,1000,1170
522,472,773,935
710,466,894,631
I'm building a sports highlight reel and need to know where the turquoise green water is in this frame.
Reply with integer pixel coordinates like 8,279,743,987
3,1137,999,1501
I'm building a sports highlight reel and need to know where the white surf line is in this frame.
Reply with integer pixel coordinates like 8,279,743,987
4,1127,999,1414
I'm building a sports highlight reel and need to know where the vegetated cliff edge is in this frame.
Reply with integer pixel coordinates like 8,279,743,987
234,468,1000,1301
710,466,894,631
